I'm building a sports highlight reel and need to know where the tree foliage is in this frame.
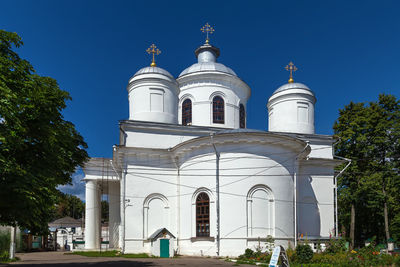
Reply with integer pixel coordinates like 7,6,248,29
334,94,400,245
0,30,88,234
54,193,85,220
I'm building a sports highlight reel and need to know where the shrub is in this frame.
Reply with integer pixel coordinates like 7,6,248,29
244,248,254,259
325,237,347,254
0,231,10,254
295,244,313,263
0,251,10,262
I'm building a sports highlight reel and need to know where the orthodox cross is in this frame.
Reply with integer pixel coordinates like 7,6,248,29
285,62,298,83
146,44,161,67
201,23,215,44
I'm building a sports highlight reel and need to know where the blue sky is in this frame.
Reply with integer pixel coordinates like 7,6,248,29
2,0,400,197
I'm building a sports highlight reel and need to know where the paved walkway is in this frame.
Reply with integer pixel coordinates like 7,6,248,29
2,251,246,267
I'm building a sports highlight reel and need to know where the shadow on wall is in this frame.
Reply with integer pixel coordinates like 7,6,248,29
298,176,321,238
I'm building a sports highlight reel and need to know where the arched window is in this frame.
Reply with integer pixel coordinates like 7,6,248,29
182,99,192,126
196,193,210,237
239,104,246,128
247,185,274,237
213,96,224,124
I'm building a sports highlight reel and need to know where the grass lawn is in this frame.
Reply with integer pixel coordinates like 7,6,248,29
70,250,150,258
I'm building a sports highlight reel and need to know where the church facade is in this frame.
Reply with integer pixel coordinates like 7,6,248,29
83,35,340,256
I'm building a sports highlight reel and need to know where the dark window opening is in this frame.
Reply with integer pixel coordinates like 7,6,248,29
213,96,224,124
182,99,192,126
239,104,246,128
196,192,210,237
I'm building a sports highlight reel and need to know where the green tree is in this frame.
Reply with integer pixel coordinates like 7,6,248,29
101,200,109,223
54,193,85,220
334,101,370,249
367,95,400,242
334,94,400,247
0,30,88,234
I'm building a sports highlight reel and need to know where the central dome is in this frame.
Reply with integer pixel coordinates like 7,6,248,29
178,44,236,77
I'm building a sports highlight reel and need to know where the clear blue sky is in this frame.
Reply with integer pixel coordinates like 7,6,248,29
2,0,400,160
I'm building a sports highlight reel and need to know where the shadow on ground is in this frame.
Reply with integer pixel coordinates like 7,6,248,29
7,261,156,267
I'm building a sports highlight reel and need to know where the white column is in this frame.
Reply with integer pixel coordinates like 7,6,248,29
109,181,120,248
119,171,126,251
85,180,101,250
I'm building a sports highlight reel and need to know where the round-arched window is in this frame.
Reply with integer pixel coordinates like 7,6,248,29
213,96,224,124
182,99,192,126
196,193,210,237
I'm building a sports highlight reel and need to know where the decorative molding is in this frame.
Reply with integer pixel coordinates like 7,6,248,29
190,236,215,242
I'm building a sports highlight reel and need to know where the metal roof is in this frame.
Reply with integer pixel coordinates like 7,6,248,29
133,66,174,79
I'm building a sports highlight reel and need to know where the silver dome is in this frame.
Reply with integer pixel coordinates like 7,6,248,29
133,66,174,79
273,82,313,95
179,62,237,77
178,43,237,78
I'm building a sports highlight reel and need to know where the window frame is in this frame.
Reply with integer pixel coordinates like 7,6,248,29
212,96,225,124
196,192,210,237
182,98,192,126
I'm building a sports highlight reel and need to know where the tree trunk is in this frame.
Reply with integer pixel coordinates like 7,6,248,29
350,202,355,250
9,226,16,259
383,187,391,241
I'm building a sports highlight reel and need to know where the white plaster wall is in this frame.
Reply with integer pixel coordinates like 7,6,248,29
308,142,333,159
177,73,250,129
175,141,298,257
128,74,179,124
298,163,335,239
109,131,336,256
123,158,177,254
124,131,200,149
268,90,315,134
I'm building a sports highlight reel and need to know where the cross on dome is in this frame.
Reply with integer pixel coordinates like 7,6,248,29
285,62,298,83
146,44,161,67
201,23,215,44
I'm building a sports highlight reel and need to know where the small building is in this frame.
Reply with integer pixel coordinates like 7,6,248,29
148,228,175,258
48,216,83,251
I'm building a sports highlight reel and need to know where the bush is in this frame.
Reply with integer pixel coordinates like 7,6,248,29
244,248,254,259
295,244,314,263
325,237,347,254
0,231,10,253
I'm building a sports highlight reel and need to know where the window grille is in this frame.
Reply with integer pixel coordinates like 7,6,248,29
182,99,192,126
213,96,224,124
196,193,210,237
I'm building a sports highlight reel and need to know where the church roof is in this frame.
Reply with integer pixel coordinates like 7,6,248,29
178,43,237,77
272,82,313,95
48,216,82,228
148,228,175,241
179,62,236,77
133,66,174,79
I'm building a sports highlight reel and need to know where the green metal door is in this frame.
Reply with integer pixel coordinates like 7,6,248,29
160,239,169,258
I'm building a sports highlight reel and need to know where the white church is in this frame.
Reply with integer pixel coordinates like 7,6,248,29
83,26,341,257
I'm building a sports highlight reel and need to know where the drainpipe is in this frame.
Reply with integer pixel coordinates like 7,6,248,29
294,143,309,247
333,155,351,237
172,154,180,254
210,134,220,257
332,137,352,237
